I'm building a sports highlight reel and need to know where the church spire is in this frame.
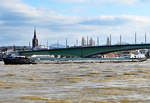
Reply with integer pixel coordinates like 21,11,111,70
34,26,37,39
32,27,38,48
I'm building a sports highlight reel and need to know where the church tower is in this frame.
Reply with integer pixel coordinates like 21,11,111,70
32,27,38,48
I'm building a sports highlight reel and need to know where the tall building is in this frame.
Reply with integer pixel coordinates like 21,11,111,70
81,37,86,47
106,37,110,45
89,37,95,46
32,27,38,48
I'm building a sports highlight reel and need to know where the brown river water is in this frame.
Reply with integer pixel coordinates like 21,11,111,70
1,61,150,103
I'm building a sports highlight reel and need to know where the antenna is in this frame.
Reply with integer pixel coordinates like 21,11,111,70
97,37,99,46
87,36,88,46
145,33,147,44
76,39,78,46
135,32,137,44
66,38,68,48
29,42,31,47
47,40,48,49
110,34,111,45
120,35,122,45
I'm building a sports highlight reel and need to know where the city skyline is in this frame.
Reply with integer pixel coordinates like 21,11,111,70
1,0,150,46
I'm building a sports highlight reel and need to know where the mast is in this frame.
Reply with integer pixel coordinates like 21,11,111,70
97,37,99,46
87,36,88,46
145,33,147,44
66,38,68,48
135,32,137,44
76,39,78,46
110,34,111,45
120,35,122,45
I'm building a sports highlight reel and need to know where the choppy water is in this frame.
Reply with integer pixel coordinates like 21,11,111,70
1,61,150,103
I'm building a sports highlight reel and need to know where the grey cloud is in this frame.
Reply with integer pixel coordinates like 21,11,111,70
80,17,129,26
0,3,34,27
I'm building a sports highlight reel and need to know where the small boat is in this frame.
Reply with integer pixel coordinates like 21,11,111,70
3,54,36,65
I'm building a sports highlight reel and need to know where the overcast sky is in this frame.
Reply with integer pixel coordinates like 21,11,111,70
1,0,150,46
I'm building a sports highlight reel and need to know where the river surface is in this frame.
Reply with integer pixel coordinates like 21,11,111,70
1,61,150,103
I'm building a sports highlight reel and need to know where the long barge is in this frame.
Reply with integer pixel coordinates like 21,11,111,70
2,53,147,64
31,57,147,64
